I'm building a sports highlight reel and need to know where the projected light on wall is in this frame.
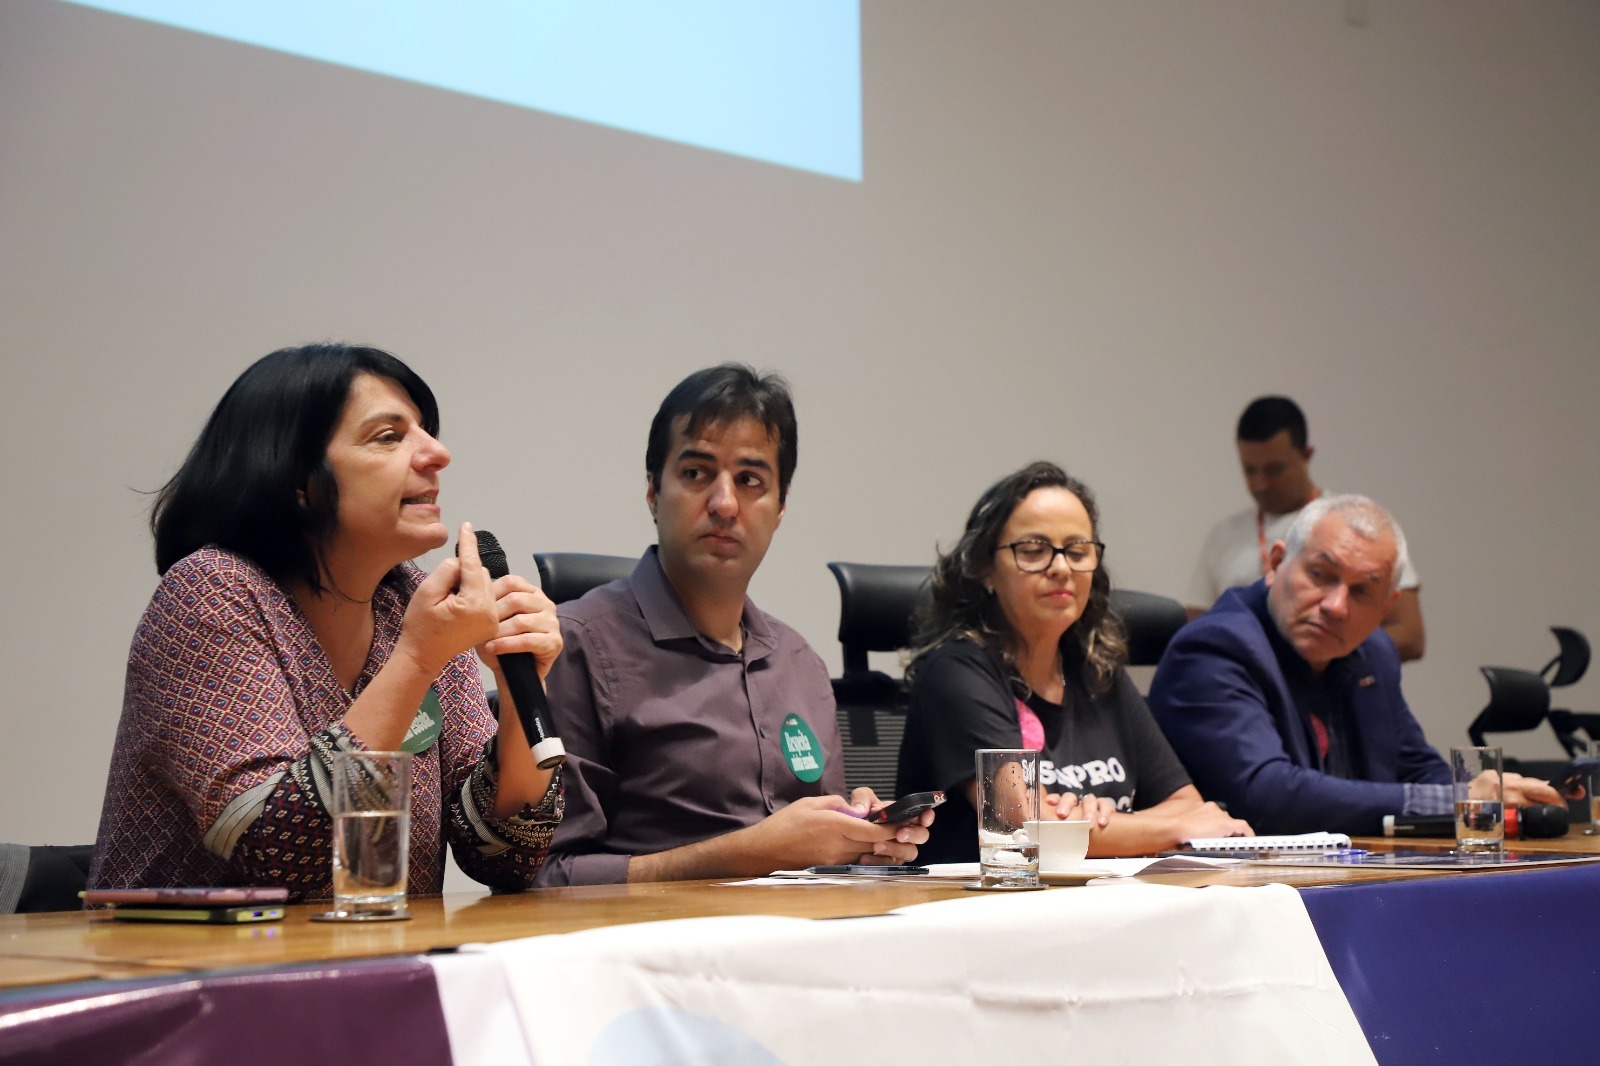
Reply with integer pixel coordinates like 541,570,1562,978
61,0,863,181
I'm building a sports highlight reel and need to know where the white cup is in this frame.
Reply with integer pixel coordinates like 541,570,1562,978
1025,819,1091,874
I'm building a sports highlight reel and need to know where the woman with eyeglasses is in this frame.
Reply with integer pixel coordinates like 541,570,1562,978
896,461,1251,862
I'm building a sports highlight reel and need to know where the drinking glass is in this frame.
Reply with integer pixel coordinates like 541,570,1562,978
975,749,1041,888
1451,746,1504,853
326,750,412,920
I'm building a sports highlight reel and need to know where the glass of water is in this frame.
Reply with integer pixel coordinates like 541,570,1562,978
975,749,1041,888
327,750,412,920
1451,746,1504,853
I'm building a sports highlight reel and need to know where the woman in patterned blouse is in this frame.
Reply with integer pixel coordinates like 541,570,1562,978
89,344,564,898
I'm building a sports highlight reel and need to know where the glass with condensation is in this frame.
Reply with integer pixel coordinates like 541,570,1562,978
976,749,1041,887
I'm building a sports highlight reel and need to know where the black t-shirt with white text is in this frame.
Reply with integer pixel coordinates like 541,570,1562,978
896,639,1192,864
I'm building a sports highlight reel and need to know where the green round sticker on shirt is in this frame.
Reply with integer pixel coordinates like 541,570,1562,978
780,714,825,783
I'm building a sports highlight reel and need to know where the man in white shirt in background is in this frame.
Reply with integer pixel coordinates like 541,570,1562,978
1186,396,1426,662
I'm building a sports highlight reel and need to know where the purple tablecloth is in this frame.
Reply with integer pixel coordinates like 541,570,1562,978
0,956,452,1066
1300,862,1600,1064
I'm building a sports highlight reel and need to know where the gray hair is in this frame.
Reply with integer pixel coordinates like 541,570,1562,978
1280,494,1409,589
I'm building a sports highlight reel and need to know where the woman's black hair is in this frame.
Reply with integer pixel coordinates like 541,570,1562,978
151,343,439,593
907,461,1128,697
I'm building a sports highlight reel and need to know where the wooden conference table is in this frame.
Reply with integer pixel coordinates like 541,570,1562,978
4,827,1597,991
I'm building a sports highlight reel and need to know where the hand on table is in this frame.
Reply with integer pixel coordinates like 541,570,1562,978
1175,802,1254,841
1502,772,1563,807
1045,792,1115,828
737,792,930,871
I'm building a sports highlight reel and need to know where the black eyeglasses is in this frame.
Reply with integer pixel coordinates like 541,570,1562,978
996,539,1106,573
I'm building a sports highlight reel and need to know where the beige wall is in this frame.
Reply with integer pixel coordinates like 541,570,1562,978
2,0,1597,857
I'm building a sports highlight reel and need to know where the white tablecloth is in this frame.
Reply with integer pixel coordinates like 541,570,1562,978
436,883,1375,1066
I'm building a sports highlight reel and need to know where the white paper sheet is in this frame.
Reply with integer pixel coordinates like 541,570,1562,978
920,857,1241,881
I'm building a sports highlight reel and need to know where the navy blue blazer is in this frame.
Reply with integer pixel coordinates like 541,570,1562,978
1148,581,1449,835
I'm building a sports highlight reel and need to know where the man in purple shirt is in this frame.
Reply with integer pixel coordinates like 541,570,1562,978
537,365,930,885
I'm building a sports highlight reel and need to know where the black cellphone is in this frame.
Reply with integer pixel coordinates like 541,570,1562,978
808,865,930,876
864,791,946,824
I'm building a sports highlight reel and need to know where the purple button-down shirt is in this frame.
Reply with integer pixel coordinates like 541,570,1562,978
536,547,844,886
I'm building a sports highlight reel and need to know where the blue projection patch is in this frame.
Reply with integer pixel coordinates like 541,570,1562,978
61,0,862,180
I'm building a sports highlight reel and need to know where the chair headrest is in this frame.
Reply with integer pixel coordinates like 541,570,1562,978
1108,588,1188,667
533,552,636,605
827,562,932,653
1469,666,1551,746
1545,627,1591,689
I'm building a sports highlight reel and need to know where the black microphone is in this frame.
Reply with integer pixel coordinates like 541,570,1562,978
1513,803,1569,840
1382,814,1455,838
466,529,566,770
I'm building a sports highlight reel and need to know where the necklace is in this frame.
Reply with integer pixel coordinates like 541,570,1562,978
1018,650,1067,702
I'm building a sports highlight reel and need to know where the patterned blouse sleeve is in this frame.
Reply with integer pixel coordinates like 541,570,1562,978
433,655,564,891
130,557,363,896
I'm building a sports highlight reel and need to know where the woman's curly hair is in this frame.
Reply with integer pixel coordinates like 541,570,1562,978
907,461,1127,697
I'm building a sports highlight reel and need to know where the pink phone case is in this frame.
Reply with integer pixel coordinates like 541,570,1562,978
82,886,290,906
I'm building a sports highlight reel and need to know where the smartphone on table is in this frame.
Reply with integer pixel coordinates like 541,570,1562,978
83,886,289,923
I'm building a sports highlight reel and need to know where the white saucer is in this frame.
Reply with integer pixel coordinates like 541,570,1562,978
1039,866,1100,885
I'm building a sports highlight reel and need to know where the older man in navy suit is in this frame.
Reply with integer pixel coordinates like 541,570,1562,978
1150,495,1558,835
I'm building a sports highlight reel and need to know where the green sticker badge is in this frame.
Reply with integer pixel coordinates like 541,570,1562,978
780,713,825,782
399,687,444,755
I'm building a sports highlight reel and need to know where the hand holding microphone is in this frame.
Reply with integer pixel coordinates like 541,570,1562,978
459,527,566,769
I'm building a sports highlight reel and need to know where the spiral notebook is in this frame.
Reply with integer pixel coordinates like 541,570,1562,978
1181,832,1351,854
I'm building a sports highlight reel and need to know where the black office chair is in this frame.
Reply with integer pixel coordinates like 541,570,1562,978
0,844,95,914
1467,666,1571,781
1469,666,1551,748
1107,588,1188,667
1542,627,1598,757
826,562,933,797
532,552,635,605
